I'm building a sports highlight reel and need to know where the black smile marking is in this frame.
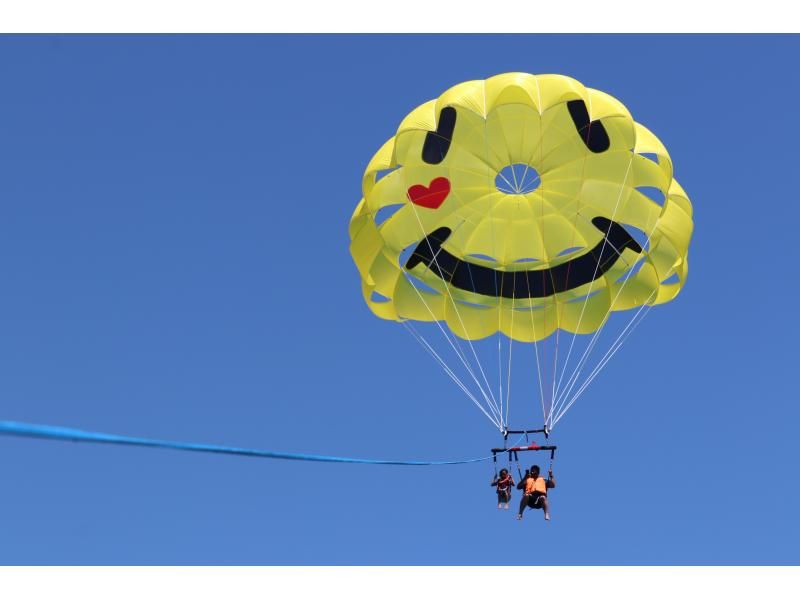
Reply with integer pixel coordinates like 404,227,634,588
567,100,610,153
404,217,642,299
422,107,457,164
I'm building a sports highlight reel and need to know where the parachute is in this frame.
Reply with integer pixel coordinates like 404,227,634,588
349,73,693,434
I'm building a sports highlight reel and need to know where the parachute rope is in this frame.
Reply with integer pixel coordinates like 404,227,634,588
0,421,496,466
550,155,635,415
406,198,501,421
402,220,492,402
485,113,507,428
551,291,656,426
402,321,500,427
400,214,503,428
552,285,656,425
550,184,668,427
400,265,503,429
504,202,518,430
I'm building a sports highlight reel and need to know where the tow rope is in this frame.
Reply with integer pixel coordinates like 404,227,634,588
0,420,493,466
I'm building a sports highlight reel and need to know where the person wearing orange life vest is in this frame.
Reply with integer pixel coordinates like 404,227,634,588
490,468,515,509
516,464,555,521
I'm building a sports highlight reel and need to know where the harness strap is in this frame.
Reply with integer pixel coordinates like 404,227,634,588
513,450,523,481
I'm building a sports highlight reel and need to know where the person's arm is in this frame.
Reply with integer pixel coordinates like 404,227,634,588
491,477,498,487
547,471,556,489
517,472,528,490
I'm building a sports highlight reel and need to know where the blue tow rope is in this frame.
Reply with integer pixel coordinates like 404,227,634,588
0,420,492,466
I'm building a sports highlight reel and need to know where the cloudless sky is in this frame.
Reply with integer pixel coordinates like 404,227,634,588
0,35,798,565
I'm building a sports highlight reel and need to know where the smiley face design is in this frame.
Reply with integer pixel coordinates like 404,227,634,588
350,73,693,341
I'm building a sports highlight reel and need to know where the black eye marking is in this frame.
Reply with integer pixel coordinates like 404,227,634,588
404,217,642,299
422,107,457,164
567,100,610,153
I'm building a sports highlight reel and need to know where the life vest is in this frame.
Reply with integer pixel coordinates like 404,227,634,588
496,476,513,492
525,476,547,495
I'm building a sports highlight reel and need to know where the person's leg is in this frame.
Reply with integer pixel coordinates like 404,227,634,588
498,490,504,508
541,496,550,520
517,494,528,519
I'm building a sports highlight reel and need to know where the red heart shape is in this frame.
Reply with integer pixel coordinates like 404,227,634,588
407,177,451,209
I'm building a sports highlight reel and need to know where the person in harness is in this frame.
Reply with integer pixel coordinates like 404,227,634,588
491,468,515,509
516,465,555,521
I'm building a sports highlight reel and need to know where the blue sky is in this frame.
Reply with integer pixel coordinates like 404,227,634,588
0,35,797,565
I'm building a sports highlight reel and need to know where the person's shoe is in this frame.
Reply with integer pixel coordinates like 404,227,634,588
544,513,551,521
504,504,509,510
516,514,523,521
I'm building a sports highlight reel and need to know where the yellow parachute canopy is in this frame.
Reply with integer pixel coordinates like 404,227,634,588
350,73,693,344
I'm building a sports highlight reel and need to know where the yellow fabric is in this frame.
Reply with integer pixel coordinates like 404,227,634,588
349,73,694,342
525,476,548,495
